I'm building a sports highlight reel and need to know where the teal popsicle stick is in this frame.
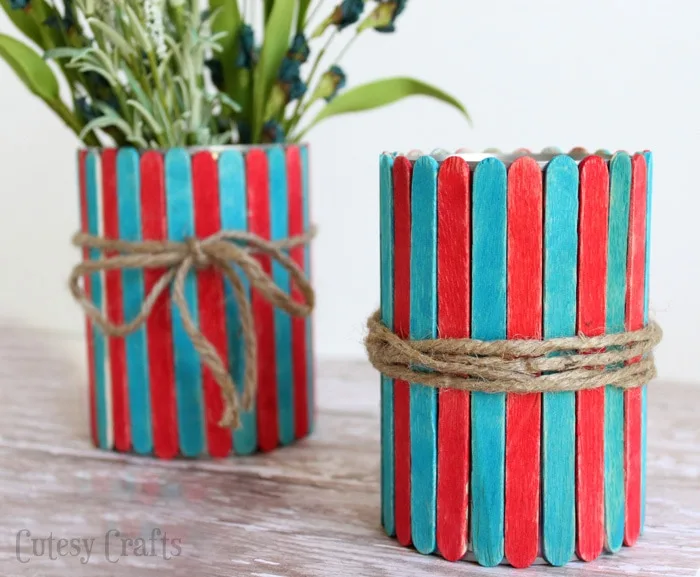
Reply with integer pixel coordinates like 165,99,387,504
219,150,257,455
86,151,110,449
267,147,295,445
301,146,314,433
380,153,395,536
165,149,205,457
117,148,152,455
470,157,507,567
409,155,438,555
604,152,632,552
641,151,653,532
542,154,578,566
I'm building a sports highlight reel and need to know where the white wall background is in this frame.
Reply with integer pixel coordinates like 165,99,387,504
0,0,697,382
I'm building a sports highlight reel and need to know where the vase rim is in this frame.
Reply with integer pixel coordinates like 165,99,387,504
77,143,309,153
385,147,651,167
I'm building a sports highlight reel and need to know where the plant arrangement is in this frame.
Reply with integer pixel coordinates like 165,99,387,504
0,0,469,147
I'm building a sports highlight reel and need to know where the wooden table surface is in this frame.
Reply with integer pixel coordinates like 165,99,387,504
0,326,697,576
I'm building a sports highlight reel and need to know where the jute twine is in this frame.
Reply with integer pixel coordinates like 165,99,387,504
70,228,316,429
365,310,662,393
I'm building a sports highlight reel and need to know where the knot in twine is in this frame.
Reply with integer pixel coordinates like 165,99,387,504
70,228,316,429
365,311,662,393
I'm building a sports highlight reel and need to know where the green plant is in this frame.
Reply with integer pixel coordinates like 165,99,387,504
0,0,470,146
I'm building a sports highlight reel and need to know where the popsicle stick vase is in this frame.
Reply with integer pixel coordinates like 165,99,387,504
77,145,315,458
378,148,654,567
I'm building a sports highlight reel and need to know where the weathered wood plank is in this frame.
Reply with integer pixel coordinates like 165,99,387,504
0,328,696,576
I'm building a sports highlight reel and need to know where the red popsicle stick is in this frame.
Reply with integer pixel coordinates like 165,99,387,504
393,156,413,547
436,156,471,561
141,151,178,459
286,146,310,440
576,156,609,561
247,149,279,452
505,157,543,568
624,154,647,546
101,149,130,452
192,152,232,458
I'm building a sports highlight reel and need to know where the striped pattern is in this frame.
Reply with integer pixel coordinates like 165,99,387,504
77,146,314,457
379,151,654,567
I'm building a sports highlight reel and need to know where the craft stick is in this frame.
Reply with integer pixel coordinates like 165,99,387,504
78,150,98,447
286,146,310,441
301,146,314,433
101,149,129,452
624,154,647,546
604,152,632,552
392,156,413,547
409,156,439,555
117,148,152,455
141,151,178,459
86,151,112,449
471,157,507,567
246,148,279,452
436,157,470,562
165,149,205,457
505,157,542,568
218,150,257,455
192,152,232,458
641,151,653,532
268,147,295,446
380,153,395,536
576,155,609,561
542,155,578,566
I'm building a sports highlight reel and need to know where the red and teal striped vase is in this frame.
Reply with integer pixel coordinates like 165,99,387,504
77,145,315,458
379,148,653,567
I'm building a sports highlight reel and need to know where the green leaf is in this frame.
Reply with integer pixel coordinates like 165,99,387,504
253,0,295,140
0,0,44,48
208,0,241,78
0,33,59,103
217,91,242,113
209,0,243,113
209,0,241,54
264,0,274,22
298,77,471,139
80,115,134,142
297,0,312,30
129,99,163,135
87,18,137,59
44,47,91,61
123,4,153,52
123,68,152,113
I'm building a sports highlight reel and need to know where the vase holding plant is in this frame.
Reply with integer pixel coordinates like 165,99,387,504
0,0,469,457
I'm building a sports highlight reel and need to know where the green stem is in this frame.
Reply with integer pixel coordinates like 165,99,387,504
52,99,98,146
304,0,325,28
146,49,174,131
335,28,362,64
284,29,336,134
291,117,313,143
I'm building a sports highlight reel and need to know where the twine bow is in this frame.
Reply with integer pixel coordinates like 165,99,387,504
70,228,316,429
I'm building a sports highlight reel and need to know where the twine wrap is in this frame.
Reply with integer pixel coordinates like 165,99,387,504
365,310,662,393
70,228,316,430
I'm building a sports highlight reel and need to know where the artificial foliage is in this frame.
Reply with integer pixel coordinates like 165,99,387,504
0,0,470,146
